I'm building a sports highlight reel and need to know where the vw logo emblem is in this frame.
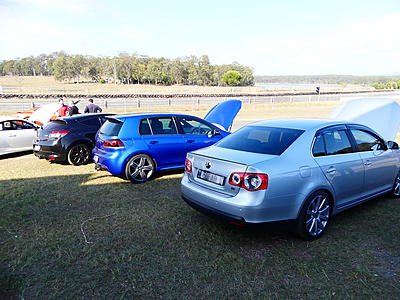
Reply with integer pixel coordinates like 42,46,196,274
205,161,211,169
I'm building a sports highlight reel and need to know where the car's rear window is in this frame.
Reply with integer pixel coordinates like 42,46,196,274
43,120,68,131
99,119,123,136
216,126,304,155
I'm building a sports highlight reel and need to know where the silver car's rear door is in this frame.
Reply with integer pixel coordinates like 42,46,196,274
312,126,365,209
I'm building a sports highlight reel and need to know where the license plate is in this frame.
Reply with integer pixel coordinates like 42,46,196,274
197,169,225,186
93,155,99,163
33,145,40,151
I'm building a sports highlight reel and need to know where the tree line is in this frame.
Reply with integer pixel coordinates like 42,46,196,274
0,52,254,86
255,75,400,86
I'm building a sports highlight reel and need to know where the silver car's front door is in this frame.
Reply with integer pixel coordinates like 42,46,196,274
313,127,365,208
0,120,35,153
349,128,398,195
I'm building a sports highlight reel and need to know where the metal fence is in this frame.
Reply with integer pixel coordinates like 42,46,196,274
1,91,400,112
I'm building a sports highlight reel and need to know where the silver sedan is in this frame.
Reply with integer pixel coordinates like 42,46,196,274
0,117,38,155
181,119,400,240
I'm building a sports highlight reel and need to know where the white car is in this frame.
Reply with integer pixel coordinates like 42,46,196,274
0,116,38,155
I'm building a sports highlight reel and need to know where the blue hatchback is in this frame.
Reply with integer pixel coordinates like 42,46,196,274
92,100,241,182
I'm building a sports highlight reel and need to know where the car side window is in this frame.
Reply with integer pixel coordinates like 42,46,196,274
2,121,15,130
350,129,384,152
176,116,214,135
323,129,353,155
18,121,35,129
80,118,101,127
139,118,152,135
312,134,326,157
149,117,177,135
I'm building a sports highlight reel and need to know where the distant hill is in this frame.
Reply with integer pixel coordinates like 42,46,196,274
254,75,400,85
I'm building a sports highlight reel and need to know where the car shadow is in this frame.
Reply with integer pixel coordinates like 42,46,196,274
0,150,32,160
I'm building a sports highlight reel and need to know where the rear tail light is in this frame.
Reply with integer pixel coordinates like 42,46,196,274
229,172,268,191
103,139,125,148
49,130,70,138
185,158,193,173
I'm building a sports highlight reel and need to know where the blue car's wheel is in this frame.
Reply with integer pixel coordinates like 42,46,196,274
125,154,155,183
296,191,331,240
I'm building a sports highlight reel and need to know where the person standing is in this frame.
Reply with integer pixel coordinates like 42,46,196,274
57,98,70,117
68,100,80,116
84,98,103,113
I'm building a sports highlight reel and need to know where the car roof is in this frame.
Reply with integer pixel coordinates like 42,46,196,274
250,118,354,131
0,116,30,122
109,112,196,120
59,113,115,121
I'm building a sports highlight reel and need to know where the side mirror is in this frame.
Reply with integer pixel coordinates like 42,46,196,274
207,129,220,138
387,141,399,150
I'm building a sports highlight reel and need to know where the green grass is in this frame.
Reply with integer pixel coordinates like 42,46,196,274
1,101,400,299
1,155,399,299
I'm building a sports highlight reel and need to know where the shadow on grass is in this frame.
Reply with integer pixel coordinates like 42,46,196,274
0,150,32,160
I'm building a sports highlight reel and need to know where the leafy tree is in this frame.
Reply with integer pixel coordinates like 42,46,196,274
222,70,242,86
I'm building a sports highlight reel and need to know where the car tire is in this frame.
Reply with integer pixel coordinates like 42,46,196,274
392,172,400,197
125,154,155,183
295,190,332,240
67,144,91,166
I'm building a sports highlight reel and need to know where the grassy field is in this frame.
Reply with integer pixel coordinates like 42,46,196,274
0,76,371,95
1,102,399,299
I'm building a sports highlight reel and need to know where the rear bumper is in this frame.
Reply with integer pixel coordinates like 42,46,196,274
92,147,127,175
33,142,66,161
182,195,245,223
181,173,303,223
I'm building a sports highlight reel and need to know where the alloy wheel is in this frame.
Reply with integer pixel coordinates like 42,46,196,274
68,144,90,165
305,194,330,237
126,155,154,182
393,174,400,197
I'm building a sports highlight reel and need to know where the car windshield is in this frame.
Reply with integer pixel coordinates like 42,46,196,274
99,119,123,136
216,126,304,155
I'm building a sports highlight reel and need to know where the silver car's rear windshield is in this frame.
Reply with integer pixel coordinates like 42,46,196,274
216,126,304,155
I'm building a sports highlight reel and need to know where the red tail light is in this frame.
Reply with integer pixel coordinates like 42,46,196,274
49,130,70,138
185,158,193,173
103,139,125,148
229,172,268,191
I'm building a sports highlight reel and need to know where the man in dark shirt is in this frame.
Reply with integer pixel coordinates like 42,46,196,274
68,100,80,116
84,99,103,113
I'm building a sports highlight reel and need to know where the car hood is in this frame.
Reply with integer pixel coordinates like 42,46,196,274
28,103,61,125
193,145,277,166
330,98,400,141
203,99,242,131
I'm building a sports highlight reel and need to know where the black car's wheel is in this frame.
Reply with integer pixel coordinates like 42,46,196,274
125,154,155,183
67,144,91,166
295,191,332,240
393,172,400,197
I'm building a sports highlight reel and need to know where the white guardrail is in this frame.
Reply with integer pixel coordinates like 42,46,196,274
1,92,400,112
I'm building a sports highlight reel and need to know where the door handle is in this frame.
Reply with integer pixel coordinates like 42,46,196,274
326,167,336,174
149,141,159,144
186,140,195,143
364,161,372,167
8,134,16,137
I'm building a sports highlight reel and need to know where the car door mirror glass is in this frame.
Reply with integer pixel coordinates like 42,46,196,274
387,141,399,150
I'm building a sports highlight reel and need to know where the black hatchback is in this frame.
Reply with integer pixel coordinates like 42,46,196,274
33,113,114,165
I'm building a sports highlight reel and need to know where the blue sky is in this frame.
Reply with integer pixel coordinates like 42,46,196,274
1,0,400,75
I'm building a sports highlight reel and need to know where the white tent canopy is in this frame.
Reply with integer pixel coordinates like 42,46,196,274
329,98,400,141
